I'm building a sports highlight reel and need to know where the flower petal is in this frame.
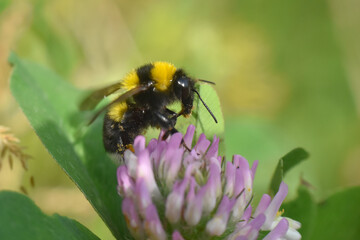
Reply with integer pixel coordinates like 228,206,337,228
206,196,234,236
224,161,236,197
263,218,289,240
135,178,153,216
185,186,205,225
172,231,185,240
203,163,222,212
231,214,265,240
124,150,138,178
205,135,219,159
117,166,134,197
165,148,183,186
133,135,146,155
194,133,210,156
137,149,160,197
166,178,188,223
262,182,288,230
144,204,167,240
253,194,271,217
122,198,144,239
183,125,195,148
250,160,258,181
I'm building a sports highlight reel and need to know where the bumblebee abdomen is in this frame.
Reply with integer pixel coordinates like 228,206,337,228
121,70,140,91
103,105,150,156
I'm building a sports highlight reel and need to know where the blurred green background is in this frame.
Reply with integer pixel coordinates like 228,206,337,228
1,0,359,239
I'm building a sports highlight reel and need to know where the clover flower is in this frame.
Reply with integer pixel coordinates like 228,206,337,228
117,125,301,240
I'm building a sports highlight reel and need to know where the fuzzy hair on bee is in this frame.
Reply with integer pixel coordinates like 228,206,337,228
80,61,217,162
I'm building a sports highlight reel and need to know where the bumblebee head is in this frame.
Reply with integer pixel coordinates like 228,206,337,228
173,70,194,103
173,70,217,123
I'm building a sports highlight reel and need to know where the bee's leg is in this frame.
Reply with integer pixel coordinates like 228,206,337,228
162,127,178,140
164,108,178,118
181,138,191,152
161,127,191,151
153,110,177,129
152,110,177,140
160,109,191,151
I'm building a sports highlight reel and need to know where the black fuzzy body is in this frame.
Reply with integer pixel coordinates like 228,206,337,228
103,104,150,154
103,64,195,157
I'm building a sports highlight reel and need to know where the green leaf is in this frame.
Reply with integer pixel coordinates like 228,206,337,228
282,186,317,239
169,84,225,152
0,191,99,240
310,186,360,240
9,53,130,239
283,186,360,240
269,148,309,196
193,84,225,152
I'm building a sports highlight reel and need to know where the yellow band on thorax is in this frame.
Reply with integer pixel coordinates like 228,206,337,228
151,62,177,91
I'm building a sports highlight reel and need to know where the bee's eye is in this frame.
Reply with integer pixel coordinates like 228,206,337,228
176,77,189,88
174,77,190,99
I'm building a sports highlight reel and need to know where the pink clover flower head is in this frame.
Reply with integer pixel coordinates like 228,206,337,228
117,125,301,240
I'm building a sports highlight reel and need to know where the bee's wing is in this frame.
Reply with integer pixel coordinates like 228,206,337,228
87,85,148,125
79,82,123,110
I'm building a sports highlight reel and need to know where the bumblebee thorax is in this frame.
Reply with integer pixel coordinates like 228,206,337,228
150,62,177,91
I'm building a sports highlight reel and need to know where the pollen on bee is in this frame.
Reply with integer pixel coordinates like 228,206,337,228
126,144,135,153
117,143,125,152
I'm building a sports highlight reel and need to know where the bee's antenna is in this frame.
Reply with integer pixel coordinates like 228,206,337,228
192,89,218,123
197,79,216,85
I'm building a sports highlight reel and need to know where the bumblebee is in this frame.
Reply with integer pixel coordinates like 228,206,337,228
80,62,217,160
